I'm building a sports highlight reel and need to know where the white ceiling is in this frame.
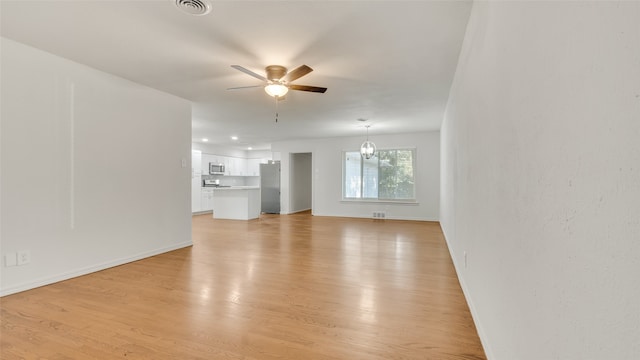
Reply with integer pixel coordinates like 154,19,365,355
0,0,472,150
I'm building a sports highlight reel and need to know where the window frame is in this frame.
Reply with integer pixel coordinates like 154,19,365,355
341,147,418,204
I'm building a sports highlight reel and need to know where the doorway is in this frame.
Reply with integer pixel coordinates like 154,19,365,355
289,152,312,214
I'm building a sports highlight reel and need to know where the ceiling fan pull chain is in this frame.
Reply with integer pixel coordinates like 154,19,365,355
275,96,279,123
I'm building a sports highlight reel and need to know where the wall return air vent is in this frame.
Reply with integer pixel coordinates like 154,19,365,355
173,0,212,16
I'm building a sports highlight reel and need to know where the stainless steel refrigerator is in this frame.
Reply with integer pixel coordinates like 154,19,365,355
260,162,281,214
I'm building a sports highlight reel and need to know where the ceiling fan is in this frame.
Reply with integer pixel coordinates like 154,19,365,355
228,64,327,99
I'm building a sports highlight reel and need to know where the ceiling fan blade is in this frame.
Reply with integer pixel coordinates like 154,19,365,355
227,85,263,90
283,65,313,82
231,65,267,81
289,84,327,93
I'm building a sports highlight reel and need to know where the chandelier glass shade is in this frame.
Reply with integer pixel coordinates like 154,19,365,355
360,125,376,159
264,83,289,97
360,140,376,159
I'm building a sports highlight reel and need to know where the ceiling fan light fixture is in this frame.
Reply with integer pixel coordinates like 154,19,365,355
264,83,289,97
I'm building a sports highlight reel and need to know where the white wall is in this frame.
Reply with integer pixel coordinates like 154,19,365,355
191,144,271,162
290,152,312,213
246,150,273,160
272,131,439,220
0,38,192,296
191,143,249,159
441,2,640,359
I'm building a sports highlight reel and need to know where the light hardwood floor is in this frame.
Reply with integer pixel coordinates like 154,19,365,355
1,212,486,359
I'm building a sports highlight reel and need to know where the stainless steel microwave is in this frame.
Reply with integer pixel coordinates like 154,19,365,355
209,163,225,175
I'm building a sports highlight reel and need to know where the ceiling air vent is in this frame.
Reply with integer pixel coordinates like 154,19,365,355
173,0,212,16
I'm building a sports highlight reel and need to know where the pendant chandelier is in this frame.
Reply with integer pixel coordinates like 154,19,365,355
360,125,376,159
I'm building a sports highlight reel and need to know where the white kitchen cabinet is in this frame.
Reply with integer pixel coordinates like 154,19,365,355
200,152,269,177
217,156,247,176
241,158,248,175
247,158,266,176
231,157,247,176
192,150,202,212
228,157,238,175
201,188,214,211
192,150,202,177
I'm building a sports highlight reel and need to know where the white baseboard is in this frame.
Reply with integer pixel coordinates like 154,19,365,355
441,228,495,360
0,241,193,297
287,208,312,214
311,212,438,222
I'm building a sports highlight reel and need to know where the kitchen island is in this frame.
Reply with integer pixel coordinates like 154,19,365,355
212,186,261,220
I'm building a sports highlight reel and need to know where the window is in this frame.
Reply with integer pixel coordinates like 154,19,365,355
343,148,416,201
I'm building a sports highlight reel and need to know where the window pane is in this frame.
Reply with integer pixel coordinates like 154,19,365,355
362,155,378,198
344,152,361,198
395,150,415,199
342,148,415,201
378,150,396,199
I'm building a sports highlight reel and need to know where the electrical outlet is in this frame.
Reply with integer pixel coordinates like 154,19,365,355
17,250,30,266
373,211,386,219
5,253,17,267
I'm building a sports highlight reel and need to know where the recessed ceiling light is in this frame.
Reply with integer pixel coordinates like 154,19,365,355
248,147,253,150
202,138,208,142
231,136,238,140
